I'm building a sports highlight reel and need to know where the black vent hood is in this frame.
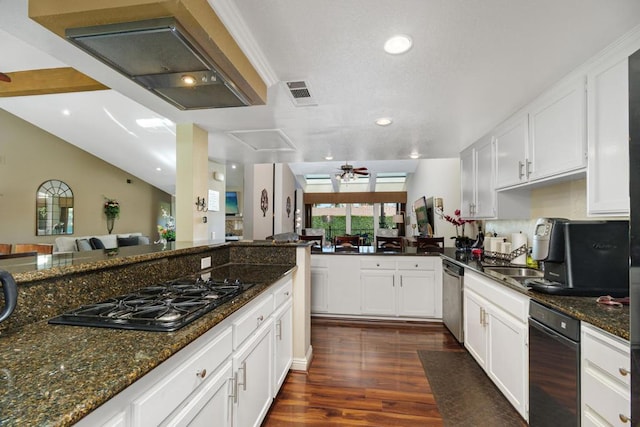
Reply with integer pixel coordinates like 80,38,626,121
66,17,251,110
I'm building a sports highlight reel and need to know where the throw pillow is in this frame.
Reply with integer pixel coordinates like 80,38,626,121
137,235,150,245
117,236,139,247
89,237,105,250
76,239,92,251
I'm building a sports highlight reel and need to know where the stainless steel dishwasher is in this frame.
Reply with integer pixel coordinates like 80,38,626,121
529,300,580,426
442,259,464,343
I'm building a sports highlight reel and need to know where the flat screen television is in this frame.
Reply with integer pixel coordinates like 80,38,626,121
414,196,435,237
225,191,239,215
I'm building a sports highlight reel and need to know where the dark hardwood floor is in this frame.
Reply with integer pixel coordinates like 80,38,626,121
263,318,464,426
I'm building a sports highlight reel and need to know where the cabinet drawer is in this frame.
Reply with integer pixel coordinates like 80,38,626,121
311,257,328,268
274,279,293,308
132,327,233,426
582,369,631,425
582,325,630,388
360,259,396,270
397,258,436,270
233,293,275,348
465,271,529,322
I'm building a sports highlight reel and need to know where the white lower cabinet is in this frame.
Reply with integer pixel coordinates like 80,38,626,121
310,257,329,313
581,323,631,426
232,320,274,427
360,257,439,318
463,271,529,421
273,299,293,395
76,275,293,427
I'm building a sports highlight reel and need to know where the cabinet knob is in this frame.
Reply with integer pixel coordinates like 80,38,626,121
284,291,290,296
619,367,630,376
196,369,207,379
415,264,419,268
257,315,264,323
376,263,380,267
619,414,631,423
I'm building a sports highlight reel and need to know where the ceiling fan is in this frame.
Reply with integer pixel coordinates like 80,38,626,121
336,162,369,182
0,72,11,83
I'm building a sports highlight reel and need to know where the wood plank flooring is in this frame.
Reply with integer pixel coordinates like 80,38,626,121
263,318,464,426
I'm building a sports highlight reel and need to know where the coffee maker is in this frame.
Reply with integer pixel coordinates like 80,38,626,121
528,218,629,297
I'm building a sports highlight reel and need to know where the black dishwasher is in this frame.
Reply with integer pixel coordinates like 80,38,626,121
529,300,580,426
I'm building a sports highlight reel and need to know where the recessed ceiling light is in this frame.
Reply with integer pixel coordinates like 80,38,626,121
156,167,162,172
375,117,393,126
384,35,412,54
325,155,334,160
62,109,71,116
410,152,420,159
231,164,237,169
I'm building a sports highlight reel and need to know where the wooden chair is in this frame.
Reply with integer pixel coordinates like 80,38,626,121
416,236,445,253
14,244,54,255
299,234,323,252
375,236,404,253
0,251,38,260
0,244,11,255
334,235,360,252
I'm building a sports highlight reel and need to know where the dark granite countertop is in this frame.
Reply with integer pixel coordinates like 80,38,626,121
0,263,295,427
441,249,629,341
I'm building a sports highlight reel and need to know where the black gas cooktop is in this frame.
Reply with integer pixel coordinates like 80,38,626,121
48,274,255,332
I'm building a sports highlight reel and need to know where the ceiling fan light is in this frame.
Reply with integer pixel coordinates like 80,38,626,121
384,35,412,54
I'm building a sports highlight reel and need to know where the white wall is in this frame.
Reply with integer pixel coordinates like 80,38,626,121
207,161,226,241
274,163,296,234
406,158,462,247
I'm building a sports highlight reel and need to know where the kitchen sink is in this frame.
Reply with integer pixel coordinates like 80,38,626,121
483,266,544,278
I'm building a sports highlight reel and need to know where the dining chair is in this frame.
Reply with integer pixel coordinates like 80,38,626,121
334,235,360,252
0,244,11,255
14,243,54,255
299,234,323,252
375,236,404,252
416,236,445,253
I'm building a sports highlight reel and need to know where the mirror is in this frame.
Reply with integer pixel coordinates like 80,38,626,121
36,180,74,235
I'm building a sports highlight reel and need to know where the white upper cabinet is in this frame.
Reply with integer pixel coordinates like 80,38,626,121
460,135,496,219
495,114,529,189
587,48,632,215
494,76,587,190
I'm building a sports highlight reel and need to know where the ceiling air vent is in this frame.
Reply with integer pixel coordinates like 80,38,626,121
285,80,317,107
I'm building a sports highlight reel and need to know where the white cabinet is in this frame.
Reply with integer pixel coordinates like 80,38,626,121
587,51,630,216
463,271,529,420
360,257,439,318
232,320,274,427
460,135,496,219
273,299,293,395
310,257,329,313
581,323,631,426
528,76,587,181
161,361,233,427
361,269,396,316
326,256,362,315
494,76,586,190
495,113,529,189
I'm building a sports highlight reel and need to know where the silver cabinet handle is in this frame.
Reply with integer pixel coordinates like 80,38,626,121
257,314,264,326
238,361,247,391
196,369,207,379
229,372,238,403
619,414,631,423
276,319,282,340
526,159,532,178
480,307,484,325
518,161,525,179
619,367,630,376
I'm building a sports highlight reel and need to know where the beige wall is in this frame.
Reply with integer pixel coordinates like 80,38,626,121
0,109,171,245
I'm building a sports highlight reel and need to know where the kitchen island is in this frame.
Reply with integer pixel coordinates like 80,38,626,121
0,241,304,426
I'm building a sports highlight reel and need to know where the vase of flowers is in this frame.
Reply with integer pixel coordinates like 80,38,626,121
157,208,176,242
443,209,475,251
104,198,120,234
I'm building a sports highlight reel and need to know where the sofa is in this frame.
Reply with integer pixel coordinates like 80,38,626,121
54,232,150,253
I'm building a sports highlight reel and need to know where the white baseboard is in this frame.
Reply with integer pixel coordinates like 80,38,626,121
290,345,313,372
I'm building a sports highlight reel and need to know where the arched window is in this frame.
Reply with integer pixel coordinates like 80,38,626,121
36,180,74,236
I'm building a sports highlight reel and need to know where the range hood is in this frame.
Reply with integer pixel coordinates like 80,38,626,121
66,18,251,110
